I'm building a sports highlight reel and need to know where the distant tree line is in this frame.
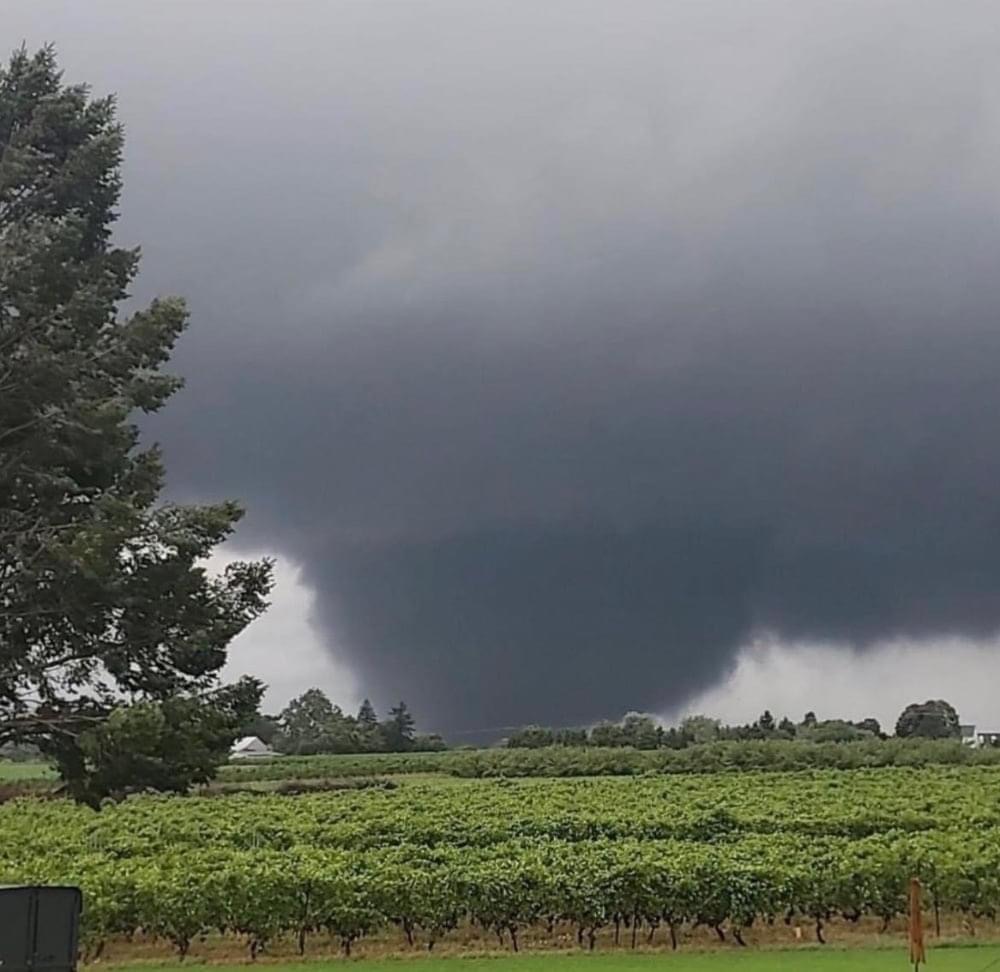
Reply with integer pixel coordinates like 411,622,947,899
505,699,964,750
241,689,446,756
232,693,966,758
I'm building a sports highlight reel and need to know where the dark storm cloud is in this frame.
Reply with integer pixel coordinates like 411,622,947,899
11,0,1000,730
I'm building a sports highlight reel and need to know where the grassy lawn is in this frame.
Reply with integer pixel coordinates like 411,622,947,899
111,945,1000,971
0,759,55,781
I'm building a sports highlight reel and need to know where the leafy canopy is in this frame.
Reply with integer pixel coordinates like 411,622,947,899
895,700,961,740
0,46,272,802
274,690,442,755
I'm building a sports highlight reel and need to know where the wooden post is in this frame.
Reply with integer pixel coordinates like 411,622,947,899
909,877,926,971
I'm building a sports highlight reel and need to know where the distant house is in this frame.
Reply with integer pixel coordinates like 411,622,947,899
230,736,275,759
959,725,1000,748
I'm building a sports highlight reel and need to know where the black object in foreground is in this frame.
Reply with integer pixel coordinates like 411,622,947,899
0,886,81,972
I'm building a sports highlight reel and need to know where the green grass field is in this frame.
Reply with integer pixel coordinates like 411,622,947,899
112,945,1000,971
0,759,55,781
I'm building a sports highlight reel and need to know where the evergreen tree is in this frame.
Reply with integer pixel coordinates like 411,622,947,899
354,698,385,751
0,47,272,801
357,698,379,730
383,701,416,751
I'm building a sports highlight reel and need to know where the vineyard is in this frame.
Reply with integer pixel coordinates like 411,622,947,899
216,738,1000,783
4,766,1000,960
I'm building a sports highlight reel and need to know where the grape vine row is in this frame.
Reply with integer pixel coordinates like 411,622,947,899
3,767,998,957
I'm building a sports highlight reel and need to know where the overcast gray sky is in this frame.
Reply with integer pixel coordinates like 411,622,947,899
10,0,1000,734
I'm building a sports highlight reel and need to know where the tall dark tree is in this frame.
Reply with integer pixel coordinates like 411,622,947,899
895,700,961,739
354,697,384,751
757,710,776,733
0,47,271,800
357,698,378,730
383,701,416,751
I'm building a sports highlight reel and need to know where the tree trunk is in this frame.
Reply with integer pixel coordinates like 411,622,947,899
631,916,639,949
815,918,825,944
733,928,746,947
715,924,726,942
669,923,678,950
509,926,519,953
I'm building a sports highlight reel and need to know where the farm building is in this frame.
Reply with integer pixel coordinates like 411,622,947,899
230,736,275,759
960,724,1000,748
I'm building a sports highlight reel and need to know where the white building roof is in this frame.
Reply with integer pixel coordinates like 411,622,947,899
232,735,269,752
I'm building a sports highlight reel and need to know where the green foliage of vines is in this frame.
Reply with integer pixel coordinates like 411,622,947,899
4,766,1000,958
217,738,1000,784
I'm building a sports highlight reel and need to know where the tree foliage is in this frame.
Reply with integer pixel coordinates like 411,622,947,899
58,676,265,807
0,46,271,800
384,701,416,751
357,698,378,731
895,700,961,739
504,709,892,751
274,689,439,755
679,715,720,744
